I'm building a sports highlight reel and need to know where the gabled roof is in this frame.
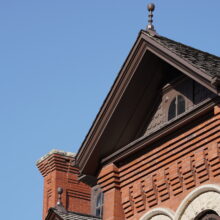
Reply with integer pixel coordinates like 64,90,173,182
148,32,220,78
46,208,101,220
140,31,220,90
76,30,220,180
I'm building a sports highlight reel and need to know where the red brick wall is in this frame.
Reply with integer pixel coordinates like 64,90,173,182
37,151,91,220
98,106,220,220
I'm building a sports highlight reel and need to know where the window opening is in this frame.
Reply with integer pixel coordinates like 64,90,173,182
168,95,185,121
95,192,103,217
194,210,220,220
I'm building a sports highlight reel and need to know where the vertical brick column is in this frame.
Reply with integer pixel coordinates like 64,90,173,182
98,163,124,220
37,150,91,220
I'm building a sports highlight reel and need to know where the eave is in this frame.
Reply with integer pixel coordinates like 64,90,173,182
141,31,216,93
45,208,63,220
76,31,220,178
76,31,147,174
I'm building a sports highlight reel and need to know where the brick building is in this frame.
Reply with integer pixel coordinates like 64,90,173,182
38,4,220,220
37,150,101,220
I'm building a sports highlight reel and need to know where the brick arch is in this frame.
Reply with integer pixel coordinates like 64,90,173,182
175,184,220,220
139,208,174,220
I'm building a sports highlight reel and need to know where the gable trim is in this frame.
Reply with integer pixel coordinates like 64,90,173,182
76,35,149,173
76,31,219,177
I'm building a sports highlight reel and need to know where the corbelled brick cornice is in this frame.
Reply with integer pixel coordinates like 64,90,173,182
36,149,78,177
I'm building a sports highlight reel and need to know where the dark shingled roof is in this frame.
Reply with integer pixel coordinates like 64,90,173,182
144,31,220,78
52,208,101,220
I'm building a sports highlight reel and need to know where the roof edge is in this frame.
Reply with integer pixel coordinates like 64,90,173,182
76,30,220,177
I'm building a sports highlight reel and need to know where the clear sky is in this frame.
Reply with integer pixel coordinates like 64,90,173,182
0,0,219,219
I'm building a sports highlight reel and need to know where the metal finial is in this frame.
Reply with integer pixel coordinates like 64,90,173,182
147,3,155,31
55,187,68,214
57,187,63,206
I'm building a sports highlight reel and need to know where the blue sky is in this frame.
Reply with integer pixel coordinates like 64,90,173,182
0,1,219,219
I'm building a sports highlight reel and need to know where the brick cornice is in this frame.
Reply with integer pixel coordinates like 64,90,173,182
37,150,78,177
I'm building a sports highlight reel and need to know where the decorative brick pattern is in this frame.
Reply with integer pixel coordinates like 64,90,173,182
96,109,220,220
169,162,182,196
119,114,220,188
208,143,220,177
194,149,209,183
119,143,220,218
155,169,169,202
132,181,146,213
144,175,157,208
121,187,134,219
182,156,196,190
118,111,220,219
37,150,91,220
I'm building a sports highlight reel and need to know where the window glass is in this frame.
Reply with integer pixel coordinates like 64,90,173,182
168,95,185,121
195,210,220,220
96,192,102,206
96,207,101,217
168,97,176,120
177,95,185,115
95,192,103,217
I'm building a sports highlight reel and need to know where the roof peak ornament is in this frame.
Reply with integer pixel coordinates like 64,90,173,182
147,3,157,36
55,187,68,213
57,187,63,206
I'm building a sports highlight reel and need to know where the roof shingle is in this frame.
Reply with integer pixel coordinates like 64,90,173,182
144,32,220,78
52,208,101,220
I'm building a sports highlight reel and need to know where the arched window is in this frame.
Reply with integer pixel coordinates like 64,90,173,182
95,192,104,217
168,95,185,121
194,209,220,220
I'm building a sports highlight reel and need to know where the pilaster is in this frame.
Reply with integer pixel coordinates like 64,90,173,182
98,163,124,220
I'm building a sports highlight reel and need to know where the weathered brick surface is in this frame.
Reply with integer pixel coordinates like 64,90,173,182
37,150,91,220
97,108,220,220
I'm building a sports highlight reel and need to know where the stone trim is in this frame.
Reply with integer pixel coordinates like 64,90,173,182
140,208,174,220
37,149,78,177
175,184,220,220
139,184,220,220
36,149,75,165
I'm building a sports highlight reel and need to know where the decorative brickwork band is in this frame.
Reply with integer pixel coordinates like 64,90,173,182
37,150,78,177
120,142,220,218
118,109,220,219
